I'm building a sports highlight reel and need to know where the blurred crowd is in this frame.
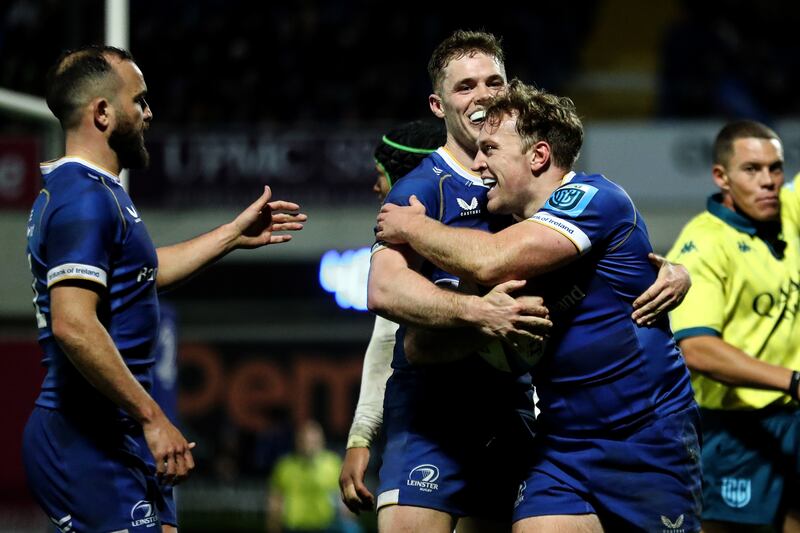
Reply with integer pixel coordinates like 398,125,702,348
659,0,800,121
1,0,592,126
3,1,800,127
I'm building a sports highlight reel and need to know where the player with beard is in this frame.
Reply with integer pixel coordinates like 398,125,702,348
22,45,306,532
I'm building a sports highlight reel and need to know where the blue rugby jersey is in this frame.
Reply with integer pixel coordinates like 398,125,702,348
26,157,160,411
373,147,523,378
527,172,695,434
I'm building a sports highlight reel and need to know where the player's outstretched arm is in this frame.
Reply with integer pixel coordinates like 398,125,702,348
156,186,307,290
51,282,195,484
631,253,691,326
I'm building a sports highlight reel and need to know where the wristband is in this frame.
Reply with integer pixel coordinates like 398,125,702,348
789,370,800,402
346,434,371,449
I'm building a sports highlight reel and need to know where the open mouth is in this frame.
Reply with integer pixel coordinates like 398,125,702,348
469,109,486,124
482,176,497,187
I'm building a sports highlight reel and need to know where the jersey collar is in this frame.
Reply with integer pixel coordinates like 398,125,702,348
707,193,786,259
435,147,485,186
706,193,759,236
40,157,121,185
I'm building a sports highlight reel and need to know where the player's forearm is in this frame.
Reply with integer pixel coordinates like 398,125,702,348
347,316,396,448
367,263,482,328
402,217,503,285
156,222,238,289
52,315,163,424
680,336,794,392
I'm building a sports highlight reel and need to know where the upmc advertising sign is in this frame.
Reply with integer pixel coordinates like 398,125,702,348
130,128,380,207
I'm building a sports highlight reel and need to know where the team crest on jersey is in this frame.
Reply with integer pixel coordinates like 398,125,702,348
545,184,598,217
131,499,158,527
407,464,440,492
721,477,751,508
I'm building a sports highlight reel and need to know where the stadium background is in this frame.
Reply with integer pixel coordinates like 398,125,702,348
1,0,799,531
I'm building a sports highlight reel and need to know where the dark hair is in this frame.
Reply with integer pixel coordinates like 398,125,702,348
485,79,584,169
713,120,781,166
374,120,446,187
427,30,504,94
45,45,134,129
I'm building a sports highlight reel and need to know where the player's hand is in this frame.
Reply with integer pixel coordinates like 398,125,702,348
632,253,691,326
339,447,374,514
475,280,551,342
230,186,307,249
143,413,196,486
376,195,427,244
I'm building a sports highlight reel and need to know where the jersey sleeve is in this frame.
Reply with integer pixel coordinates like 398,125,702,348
373,175,441,254
531,181,632,255
666,222,726,340
781,176,800,229
347,315,397,449
382,174,440,212
43,184,121,289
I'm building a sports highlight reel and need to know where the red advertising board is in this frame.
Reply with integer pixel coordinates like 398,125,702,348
0,138,40,209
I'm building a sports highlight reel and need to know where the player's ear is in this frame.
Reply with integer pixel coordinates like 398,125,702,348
712,164,729,191
429,93,445,119
530,141,551,174
93,98,112,132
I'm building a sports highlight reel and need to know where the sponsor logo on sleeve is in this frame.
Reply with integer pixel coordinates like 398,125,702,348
47,263,107,287
531,213,592,254
545,184,599,217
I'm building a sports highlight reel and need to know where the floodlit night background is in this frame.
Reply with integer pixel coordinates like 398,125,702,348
1,0,799,531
